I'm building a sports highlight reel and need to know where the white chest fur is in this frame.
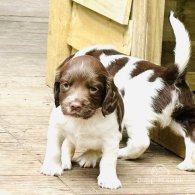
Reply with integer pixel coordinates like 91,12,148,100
50,106,121,151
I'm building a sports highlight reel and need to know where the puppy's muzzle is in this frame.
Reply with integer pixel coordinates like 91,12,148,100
69,100,82,112
62,99,95,119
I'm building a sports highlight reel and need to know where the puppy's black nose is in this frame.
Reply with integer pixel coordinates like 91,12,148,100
70,101,82,111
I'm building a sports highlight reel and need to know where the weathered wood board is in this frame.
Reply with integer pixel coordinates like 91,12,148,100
73,0,132,25
67,3,133,55
46,0,72,86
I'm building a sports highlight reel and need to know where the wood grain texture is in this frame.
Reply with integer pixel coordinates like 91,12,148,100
67,3,132,55
46,0,72,87
187,72,195,91
73,0,132,25
151,127,185,158
131,0,165,64
0,0,49,18
145,0,165,64
131,0,148,59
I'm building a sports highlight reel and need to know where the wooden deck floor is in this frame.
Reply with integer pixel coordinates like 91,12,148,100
1,1,195,194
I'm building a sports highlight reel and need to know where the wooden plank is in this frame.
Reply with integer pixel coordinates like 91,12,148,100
0,33,47,53
0,106,52,117
0,0,49,18
145,0,165,64
73,0,132,25
0,140,74,194
0,19,48,54
0,94,52,108
131,0,165,64
0,53,46,76
67,3,132,55
0,176,74,195
46,0,72,87
162,0,177,42
183,0,195,39
0,20,48,34
130,0,148,59
187,72,195,91
0,15,48,23
151,127,185,158
0,76,46,88
0,115,49,125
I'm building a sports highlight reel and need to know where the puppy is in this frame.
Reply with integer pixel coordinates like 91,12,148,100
73,12,195,171
41,55,124,189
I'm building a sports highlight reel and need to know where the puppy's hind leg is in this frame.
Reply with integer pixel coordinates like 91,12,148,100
118,124,150,159
61,139,75,170
177,136,195,171
170,112,195,171
76,150,102,168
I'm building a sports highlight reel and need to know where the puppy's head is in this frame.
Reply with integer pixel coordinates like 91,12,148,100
54,55,120,119
173,105,195,141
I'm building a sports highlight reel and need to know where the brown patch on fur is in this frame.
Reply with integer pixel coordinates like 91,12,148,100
153,85,174,113
116,94,124,132
130,61,162,78
107,57,129,76
131,61,181,113
86,49,123,59
86,49,129,77
101,77,121,117
175,75,194,106
131,61,178,84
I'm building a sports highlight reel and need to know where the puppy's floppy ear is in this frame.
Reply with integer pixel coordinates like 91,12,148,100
54,54,74,107
54,71,61,107
102,77,120,116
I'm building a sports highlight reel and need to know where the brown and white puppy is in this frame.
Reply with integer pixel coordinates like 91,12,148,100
41,55,124,189
73,12,195,171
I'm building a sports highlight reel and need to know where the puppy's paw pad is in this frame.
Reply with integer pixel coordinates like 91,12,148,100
177,161,195,171
97,175,122,189
41,162,63,176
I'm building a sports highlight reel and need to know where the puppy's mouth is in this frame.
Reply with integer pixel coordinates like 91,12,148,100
61,106,96,119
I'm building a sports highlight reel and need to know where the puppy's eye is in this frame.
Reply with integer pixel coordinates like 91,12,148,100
89,86,98,93
63,82,70,89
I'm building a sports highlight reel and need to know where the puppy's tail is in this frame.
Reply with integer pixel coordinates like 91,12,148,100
169,11,191,76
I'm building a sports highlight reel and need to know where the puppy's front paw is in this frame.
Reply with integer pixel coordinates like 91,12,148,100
62,159,72,170
177,160,195,171
41,161,63,176
97,175,122,189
